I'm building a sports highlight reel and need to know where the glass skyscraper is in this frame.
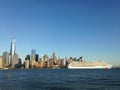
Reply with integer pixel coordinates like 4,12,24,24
10,38,16,66
30,49,36,68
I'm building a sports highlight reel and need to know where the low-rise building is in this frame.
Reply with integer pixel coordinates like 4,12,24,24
0,56,3,69
24,60,30,69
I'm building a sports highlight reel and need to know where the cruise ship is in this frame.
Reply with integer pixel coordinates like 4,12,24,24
68,60,113,69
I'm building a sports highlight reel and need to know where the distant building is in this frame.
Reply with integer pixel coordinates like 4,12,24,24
11,53,19,68
16,58,22,68
2,51,9,67
57,57,62,67
50,52,57,66
53,52,56,64
25,55,30,67
35,54,39,62
47,60,51,68
25,55,30,61
36,56,45,68
24,60,30,69
50,56,53,66
62,57,67,67
30,49,36,68
31,60,36,68
43,54,48,68
0,56,3,69
10,37,16,66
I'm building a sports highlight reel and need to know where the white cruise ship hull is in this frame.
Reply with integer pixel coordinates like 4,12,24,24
68,61,113,69
68,65,113,69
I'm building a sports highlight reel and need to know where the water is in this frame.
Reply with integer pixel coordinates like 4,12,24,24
0,68,120,90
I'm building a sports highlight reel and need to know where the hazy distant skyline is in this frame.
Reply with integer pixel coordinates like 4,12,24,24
0,0,120,65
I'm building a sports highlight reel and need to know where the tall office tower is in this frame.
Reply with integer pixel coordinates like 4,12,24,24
2,51,9,67
25,55,30,67
57,57,62,67
52,52,56,65
35,54,39,62
30,49,36,68
10,38,16,66
50,56,53,67
43,54,48,67
0,56,3,69
31,49,36,60
25,55,30,61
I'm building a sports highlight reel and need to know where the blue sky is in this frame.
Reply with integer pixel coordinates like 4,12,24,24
0,0,120,65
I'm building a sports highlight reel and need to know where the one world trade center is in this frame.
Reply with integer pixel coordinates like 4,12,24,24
10,37,16,66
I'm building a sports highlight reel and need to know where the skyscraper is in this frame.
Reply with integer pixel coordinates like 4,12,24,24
25,55,30,61
31,49,36,61
53,52,56,65
30,49,36,68
10,37,16,66
35,54,39,62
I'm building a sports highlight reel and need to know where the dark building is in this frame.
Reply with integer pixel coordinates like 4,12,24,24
25,55,30,61
52,52,57,65
35,54,39,62
15,58,22,68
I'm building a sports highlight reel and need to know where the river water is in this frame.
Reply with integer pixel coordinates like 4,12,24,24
0,68,120,90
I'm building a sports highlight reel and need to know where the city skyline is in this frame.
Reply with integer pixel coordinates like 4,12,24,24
0,0,120,66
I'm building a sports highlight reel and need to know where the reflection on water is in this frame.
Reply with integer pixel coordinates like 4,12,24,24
0,69,120,90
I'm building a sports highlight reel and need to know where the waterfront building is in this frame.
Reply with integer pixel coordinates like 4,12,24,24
2,51,9,67
35,54,39,62
0,56,3,69
43,54,48,62
31,49,36,60
36,61,44,68
25,55,30,61
57,57,62,67
43,54,49,67
16,58,22,68
11,53,19,68
49,57,52,68
24,60,30,69
50,52,57,66
62,57,67,66
50,56,53,66
30,60,36,68
25,55,30,67
36,56,45,68
53,52,56,64
30,49,36,68
10,37,16,66
47,60,51,68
